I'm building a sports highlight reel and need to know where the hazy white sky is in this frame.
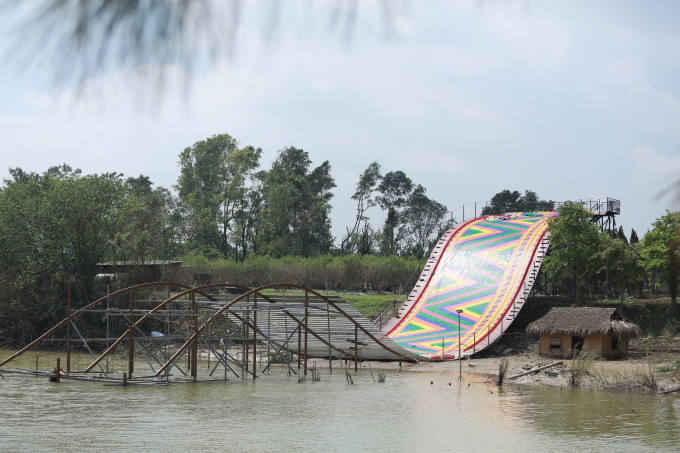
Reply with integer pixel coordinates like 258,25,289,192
1,0,679,241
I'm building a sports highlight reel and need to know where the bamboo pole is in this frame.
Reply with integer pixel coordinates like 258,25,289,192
66,284,72,373
297,321,301,370
128,291,134,377
253,293,257,379
192,291,198,378
507,361,563,380
304,291,308,376
245,296,249,373
354,325,358,372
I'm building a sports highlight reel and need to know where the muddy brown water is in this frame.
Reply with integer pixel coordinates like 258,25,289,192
1,349,679,452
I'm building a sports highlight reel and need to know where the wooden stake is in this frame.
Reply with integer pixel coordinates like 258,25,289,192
354,324,358,372
66,284,72,373
297,320,301,370
192,291,198,378
128,291,134,377
253,293,257,379
304,291,308,376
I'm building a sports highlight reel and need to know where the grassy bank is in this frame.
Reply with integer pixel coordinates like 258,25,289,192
259,288,405,320
178,253,425,293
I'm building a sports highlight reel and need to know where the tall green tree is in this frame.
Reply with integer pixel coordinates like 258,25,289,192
376,170,413,256
630,228,640,245
544,201,604,306
521,190,555,212
175,133,262,258
641,210,680,314
602,236,644,309
616,225,629,244
401,185,449,259
112,175,180,267
41,170,125,297
342,162,381,255
0,165,126,342
481,189,554,215
258,147,335,257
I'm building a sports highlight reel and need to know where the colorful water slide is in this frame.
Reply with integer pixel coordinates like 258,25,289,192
384,212,558,359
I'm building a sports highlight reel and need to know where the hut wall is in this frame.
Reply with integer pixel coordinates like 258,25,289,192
583,335,604,357
539,334,572,357
539,332,628,359
601,331,628,358
168,262,182,282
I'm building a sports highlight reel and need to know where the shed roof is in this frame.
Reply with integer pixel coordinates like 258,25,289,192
97,260,183,266
526,307,642,338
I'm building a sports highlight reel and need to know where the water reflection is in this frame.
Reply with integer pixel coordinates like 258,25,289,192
520,385,680,446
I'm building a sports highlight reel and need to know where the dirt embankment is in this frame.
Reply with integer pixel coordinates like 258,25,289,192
357,335,680,394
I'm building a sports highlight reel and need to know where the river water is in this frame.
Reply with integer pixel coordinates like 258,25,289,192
1,350,679,452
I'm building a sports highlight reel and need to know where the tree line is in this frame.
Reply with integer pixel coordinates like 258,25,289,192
2,130,678,345
544,202,679,315
175,135,452,262
0,133,452,344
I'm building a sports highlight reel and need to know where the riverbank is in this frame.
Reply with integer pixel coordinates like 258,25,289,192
2,343,679,395
342,336,680,394
197,335,680,394
406,351,680,394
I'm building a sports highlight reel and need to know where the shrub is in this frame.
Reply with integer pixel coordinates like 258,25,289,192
176,253,425,293
568,349,593,387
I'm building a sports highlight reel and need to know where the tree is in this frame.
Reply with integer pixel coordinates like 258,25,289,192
376,170,413,256
602,236,644,309
175,133,262,258
43,171,125,297
481,190,554,215
630,228,640,245
401,185,449,259
342,162,381,255
616,226,629,244
521,190,555,212
0,165,126,343
641,210,680,314
543,201,605,306
112,175,180,269
258,147,336,257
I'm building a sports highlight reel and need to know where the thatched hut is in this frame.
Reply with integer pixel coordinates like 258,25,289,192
526,307,642,359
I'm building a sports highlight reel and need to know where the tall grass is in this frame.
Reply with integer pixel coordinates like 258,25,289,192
568,350,593,388
640,360,659,392
497,358,509,386
177,253,425,293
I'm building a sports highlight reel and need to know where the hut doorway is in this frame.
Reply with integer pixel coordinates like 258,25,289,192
571,335,584,353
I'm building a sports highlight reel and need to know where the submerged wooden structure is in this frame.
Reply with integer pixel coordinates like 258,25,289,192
0,283,419,386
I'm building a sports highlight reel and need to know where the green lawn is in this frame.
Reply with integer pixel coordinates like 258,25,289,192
340,293,405,318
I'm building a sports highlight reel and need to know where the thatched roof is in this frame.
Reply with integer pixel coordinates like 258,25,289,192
526,307,642,338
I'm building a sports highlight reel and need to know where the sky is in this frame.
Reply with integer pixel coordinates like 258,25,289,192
1,0,680,242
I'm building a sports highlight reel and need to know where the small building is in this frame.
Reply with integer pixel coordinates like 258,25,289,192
96,260,183,283
526,307,642,359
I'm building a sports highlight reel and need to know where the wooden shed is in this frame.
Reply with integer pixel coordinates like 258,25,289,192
526,307,642,359
96,260,183,283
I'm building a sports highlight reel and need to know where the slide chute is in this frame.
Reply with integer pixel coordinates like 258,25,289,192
385,212,557,359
